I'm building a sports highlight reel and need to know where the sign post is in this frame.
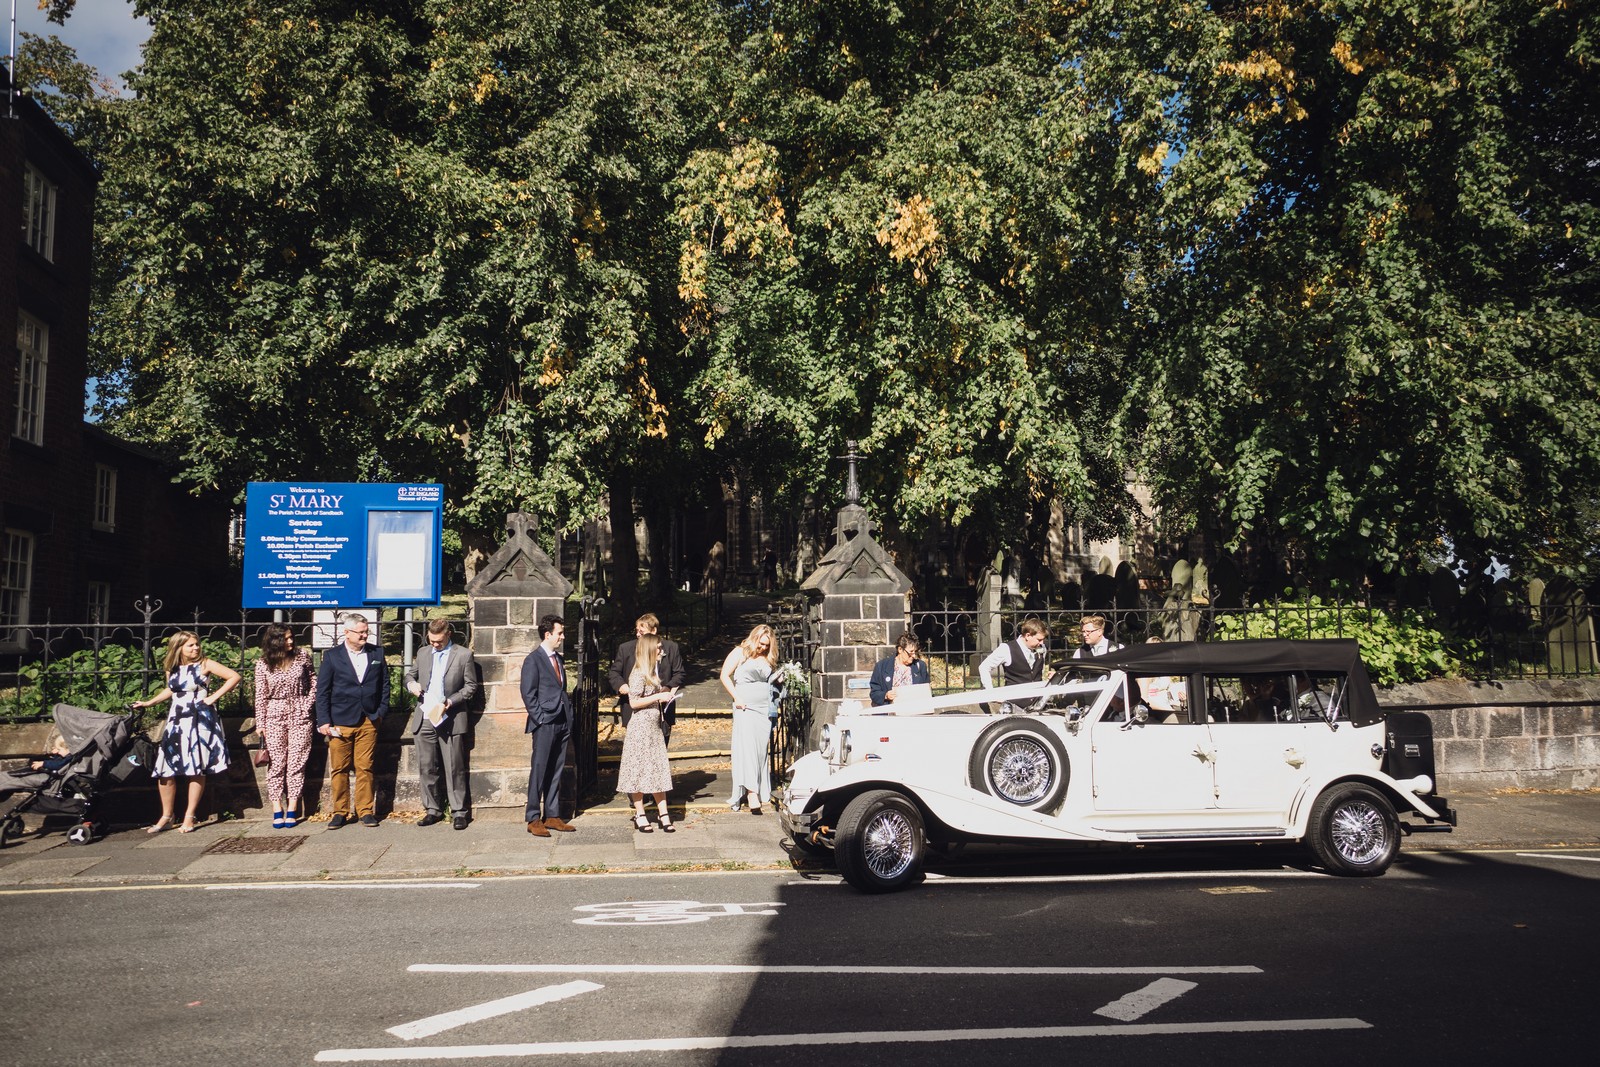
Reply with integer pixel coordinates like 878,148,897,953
242,483,444,610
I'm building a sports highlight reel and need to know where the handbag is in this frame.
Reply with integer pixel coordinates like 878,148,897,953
253,747,271,767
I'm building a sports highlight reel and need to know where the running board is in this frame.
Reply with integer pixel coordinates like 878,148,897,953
1128,828,1290,841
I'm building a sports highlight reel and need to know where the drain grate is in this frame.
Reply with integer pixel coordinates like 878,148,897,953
204,834,307,855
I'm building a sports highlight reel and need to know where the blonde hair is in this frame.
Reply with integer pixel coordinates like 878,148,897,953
739,624,779,669
163,631,202,674
632,633,661,688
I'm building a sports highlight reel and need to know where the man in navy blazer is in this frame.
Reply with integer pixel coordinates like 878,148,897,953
315,612,390,828
869,632,931,707
521,613,575,837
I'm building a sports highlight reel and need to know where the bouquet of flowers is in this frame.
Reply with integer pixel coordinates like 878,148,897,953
769,660,811,716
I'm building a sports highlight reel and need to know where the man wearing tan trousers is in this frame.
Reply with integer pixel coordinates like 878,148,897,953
315,612,391,828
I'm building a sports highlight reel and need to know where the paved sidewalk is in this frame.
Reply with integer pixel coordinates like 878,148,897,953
0,789,1595,889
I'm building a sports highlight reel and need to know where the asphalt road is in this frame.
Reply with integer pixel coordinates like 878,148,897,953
1,846,1595,1066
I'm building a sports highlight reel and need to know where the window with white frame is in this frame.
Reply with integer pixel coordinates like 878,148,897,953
1,530,35,631
87,581,112,623
23,163,57,260
94,464,118,531
15,312,49,445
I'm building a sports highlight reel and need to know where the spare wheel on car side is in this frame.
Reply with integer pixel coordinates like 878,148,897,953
967,717,1070,813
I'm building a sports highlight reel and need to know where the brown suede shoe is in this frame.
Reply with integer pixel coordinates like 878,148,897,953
544,816,576,833
526,819,550,837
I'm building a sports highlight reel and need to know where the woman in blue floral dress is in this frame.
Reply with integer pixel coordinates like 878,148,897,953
134,631,240,833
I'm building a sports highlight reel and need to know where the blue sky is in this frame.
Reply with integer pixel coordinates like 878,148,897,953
11,0,151,92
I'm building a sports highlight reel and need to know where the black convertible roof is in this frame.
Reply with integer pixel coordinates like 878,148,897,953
1077,639,1381,726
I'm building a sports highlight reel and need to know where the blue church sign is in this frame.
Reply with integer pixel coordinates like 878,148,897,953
242,482,444,609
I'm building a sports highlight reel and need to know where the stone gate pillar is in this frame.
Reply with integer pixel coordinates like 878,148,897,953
465,513,573,808
799,444,913,739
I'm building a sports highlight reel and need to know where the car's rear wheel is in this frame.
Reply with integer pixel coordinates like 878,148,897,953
835,789,925,893
1307,783,1399,876
967,718,1070,813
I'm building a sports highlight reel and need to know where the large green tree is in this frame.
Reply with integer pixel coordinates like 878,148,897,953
1120,0,1600,581
47,0,1600,596
85,0,730,612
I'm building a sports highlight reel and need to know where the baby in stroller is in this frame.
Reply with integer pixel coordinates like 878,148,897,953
28,733,72,771
0,703,153,849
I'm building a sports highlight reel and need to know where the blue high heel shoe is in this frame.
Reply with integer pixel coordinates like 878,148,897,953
282,810,298,829
272,812,286,829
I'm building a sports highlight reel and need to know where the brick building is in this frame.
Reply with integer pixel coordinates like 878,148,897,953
3,74,231,643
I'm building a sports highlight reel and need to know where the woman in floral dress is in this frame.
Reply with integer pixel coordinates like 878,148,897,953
617,634,677,832
254,623,316,828
134,631,240,833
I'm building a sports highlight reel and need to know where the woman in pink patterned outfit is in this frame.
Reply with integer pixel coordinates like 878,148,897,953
254,624,316,828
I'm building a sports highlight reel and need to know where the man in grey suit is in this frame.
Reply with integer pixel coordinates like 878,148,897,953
520,614,575,837
404,620,479,830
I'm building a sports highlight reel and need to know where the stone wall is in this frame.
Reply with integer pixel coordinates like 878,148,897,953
1382,677,1600,792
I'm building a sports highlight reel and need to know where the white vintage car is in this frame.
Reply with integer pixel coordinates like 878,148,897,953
780,639,1456,892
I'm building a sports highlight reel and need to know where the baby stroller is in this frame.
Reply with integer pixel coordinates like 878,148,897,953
0,703,154,848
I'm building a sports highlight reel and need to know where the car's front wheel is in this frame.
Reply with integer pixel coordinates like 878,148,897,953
1307,783,1399,876
835,789,926,893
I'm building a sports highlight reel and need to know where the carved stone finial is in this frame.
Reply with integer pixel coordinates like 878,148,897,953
467,511,572,598
842,440,861,506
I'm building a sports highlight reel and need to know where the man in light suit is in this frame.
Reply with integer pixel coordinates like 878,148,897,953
608,613,686,744
404,620,479,830
315,612,390,828
521,613,575,837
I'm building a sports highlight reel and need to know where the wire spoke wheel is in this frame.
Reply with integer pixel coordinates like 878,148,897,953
861,808,916,881
835,789,926,893
1330,799,1388,865
990,737,1053,804
1308,783,1398,876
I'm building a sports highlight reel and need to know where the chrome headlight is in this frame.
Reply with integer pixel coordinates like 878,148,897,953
819,722,834,759
838,728,852,764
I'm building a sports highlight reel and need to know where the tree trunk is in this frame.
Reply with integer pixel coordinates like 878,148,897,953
643,502,675,608
608,471,639,623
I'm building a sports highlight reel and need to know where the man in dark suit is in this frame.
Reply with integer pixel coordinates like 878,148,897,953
521,613,575,837
315,612,390,828
608,612,686,744
404,620,479,830
869,632,931,707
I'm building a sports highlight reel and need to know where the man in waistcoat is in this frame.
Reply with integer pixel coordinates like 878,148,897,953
978,618,1049,714
1072,614,1124,658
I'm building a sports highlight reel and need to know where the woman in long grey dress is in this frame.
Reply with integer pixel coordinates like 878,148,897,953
719,624,778,813
617,633,677,832
133,631,241,833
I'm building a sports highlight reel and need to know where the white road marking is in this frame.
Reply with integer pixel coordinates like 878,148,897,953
202,882,480,891
572,900,782,925
315,1017,1371,1060
387,981,602,1040
1515,852,1600,864
410,963,1261,976
797,869,1330,886
1093,978,1198,1021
